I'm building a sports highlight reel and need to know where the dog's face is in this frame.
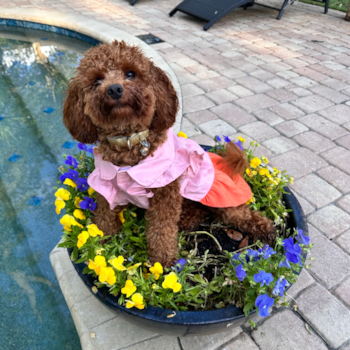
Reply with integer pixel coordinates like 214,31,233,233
63,41,178,144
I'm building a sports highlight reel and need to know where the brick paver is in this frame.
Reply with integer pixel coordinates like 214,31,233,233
24,0,350,348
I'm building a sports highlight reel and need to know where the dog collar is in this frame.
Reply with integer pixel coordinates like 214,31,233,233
106,129,150,156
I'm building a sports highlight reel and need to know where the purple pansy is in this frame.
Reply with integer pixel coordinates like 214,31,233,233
246,249,259,262
235,264,246,281
296,229,310,245
231,253,244,266
272,277,287,297
65,155,78,168
175,258,187,273
278,257,291,269
78,143,93,153
253,270,274,287
215,135,222,142
255,294,274,317
60,169,79,183
283,237,302,265
234,140,244,151
79,197,96,211
223,135,231,143
258,245,276,259
76,177,89,191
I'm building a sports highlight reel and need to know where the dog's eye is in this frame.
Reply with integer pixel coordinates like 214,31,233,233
125,71,135,79
94,78,102,86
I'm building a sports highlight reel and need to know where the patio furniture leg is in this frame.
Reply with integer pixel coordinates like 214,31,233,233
324,0,329,13
169,7,178,16
130,0,139,5
276,0,290,19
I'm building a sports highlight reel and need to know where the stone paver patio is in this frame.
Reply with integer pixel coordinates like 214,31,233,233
3,0,350,348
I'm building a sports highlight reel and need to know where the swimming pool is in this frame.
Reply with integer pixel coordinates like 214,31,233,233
0,25,94,349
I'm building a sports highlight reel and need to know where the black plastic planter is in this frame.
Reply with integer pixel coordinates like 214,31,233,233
67,186,308,337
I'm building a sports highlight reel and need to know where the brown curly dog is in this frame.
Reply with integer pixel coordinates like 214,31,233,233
63,40,275,267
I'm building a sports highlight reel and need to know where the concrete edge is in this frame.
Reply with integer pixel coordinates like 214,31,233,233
0,7,182,132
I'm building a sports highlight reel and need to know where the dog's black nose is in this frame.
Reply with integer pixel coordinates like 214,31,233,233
107,84,123,100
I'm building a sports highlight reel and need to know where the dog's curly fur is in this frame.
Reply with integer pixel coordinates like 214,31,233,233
63,40,275,267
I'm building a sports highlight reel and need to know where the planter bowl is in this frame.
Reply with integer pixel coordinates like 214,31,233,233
68,187,307,336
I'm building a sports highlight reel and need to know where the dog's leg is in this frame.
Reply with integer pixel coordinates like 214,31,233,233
178,199,210,232
93,193,125,237
211,205,275,245
145,180,183,268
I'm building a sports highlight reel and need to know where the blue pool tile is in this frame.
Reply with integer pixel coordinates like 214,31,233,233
8,154,23,162
0,116,3,121
28,81,36,86
62,141,76,149
26,196,43,206
43,107,55,113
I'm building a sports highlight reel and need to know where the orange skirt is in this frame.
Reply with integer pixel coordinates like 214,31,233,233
200,152,252,208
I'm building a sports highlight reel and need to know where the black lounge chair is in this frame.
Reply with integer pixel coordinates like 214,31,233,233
169,0,329,30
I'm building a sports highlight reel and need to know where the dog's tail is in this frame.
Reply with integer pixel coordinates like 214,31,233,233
217,142,249,177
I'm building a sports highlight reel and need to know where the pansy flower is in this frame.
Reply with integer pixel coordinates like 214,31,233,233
79,197,96,211
126,262,142,275
235,264,246,281
55,188,70,201
78,143,93,153
121,280,137,297
75,197,82,208
215,135,222,142
246,249,259,262
55,198,65,214
65,155,78,168
86,224,103,238
88,187,95,196
109,256,126,271
295,229,310,245
283,237,302,265
77,231,89,248
162,272,182,292
150,262,163,280
59,214,83,231
258,245,276,259
255,294,274,317
88,255,106,275
99,267,116,285
223,135,231,143
234,140,244,151
279,257,291,269
250,157,261,168
76,178,89,191
253,270,274,287
126,293,145,310
175,258,187,273
73,209,86,220
272,277,287,297
238,135,245,143
63,178,77,189
60,169,79,183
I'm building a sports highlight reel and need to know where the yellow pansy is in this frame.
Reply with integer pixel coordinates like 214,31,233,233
59,214,84,231
246,196,256,205
99,267,116,285
96,248,105,255
121,280,137,297
177,131,188,138
149,262,163,280
259,168,270,177
63,178,77,189
109,256,126,271
75,197,82,208
55,188,70,201
238,135,246,143
290,177,294,184
77,231,89,248
127,262,142,275
261,156,269,164
118,209,126,224
88,255,107,275
273,167,280,174
55,198,65,215
88,187,95,195
73,209,86,220
126,293,145,310
250,157,261,169
162,272,182,292
87,224,104,238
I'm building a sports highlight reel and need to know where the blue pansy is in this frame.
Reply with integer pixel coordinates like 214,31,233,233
258,245,276,259
79,197,96,211
175,258,187,273
215,135,222,142
60,169,79,183
76,177,89,191
253,270,274,287
246,249,259,262
283,237,302,265
296,229,310,245
65,155,78,169
231,253,244,266
235,264,246,281
272,277,287,297
223,135,231,143
234,140,244,151
278,257,291,269
255,294,274,317
78,143,94,153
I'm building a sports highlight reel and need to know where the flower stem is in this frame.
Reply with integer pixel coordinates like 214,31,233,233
188,231,223,252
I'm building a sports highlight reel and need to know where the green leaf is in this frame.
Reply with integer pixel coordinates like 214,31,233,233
243,302,254,317
194,274,206,284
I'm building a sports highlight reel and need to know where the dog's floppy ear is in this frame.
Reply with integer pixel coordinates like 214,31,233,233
149,63,179,133
63,78,98,144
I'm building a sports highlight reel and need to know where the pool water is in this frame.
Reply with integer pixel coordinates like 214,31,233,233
0,26,94,350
